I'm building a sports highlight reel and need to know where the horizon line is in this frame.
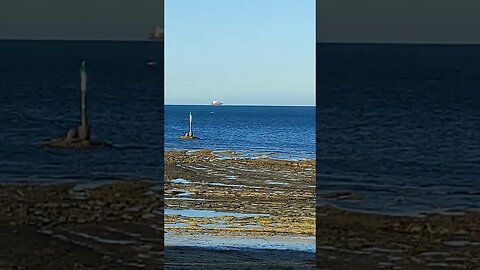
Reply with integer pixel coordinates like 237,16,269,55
3,39,478,46
0,38,163,42
317,41,480,46
165,103,315,107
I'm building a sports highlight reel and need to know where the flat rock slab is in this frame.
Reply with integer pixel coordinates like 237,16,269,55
179,136,199,140
43,139,112,149
0,181,163,269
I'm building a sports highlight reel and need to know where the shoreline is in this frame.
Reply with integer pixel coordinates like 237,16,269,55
166,233,316,253
317,201,478,218
317,205,480,269
164,148,316,161
164,149,316,268
165,245,315,270
0,180,164,269
4,147,478,268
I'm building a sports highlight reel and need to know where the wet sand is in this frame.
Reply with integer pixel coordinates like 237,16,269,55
317,206,480,269
164,150,316,269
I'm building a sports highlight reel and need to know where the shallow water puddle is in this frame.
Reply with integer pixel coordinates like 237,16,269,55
165,209,270,218
178,164,208,171
165,197,206,201
202,220,233,228
167,189,191,197
166,220,233,229
241,224,263,228
420,251,450,257
176,191,191,197
70,231,138,245
442,240,480,247
207,182,246,188
199,223,231,228
165,222,188,228
170,178,191,184
265,180,289,186
104,226,142,237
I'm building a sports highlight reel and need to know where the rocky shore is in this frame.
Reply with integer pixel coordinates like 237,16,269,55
0,181,164,269
164,150,316,269
317,206,480,269
5,148,476,269
0,149,316,270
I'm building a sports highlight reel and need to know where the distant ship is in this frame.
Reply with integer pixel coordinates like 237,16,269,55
149,27,164,41
211,100,223,106
146,61,157,67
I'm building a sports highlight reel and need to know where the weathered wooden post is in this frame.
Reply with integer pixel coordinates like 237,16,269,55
78,60,89,141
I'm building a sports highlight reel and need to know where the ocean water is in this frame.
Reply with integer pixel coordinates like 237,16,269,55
165,105,315,160
165,234,316,253
0,40,163,183
317,43,480,215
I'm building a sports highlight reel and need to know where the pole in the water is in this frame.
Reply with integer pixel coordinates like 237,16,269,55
79,60,89,140
189,111,193,136
180,112,198,139
44,60,111,148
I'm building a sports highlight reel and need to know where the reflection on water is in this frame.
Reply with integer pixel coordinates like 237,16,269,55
165,233,315,253
164,209,270,218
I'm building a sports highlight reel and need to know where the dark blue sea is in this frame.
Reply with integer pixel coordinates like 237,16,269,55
165,105,315,160
0,40,163,183
317,43,480,215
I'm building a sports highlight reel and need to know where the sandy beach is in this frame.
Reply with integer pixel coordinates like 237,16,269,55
164,150,316,269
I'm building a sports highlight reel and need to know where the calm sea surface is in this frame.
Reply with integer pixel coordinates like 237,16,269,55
165,105,315,160
7,42,476,215
0,41,163,183
317,43,480,215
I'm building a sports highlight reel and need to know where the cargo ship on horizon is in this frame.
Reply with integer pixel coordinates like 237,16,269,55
149,27,164,42
211,100,223,106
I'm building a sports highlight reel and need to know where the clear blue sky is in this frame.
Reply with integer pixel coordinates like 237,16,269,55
165,0,315,106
